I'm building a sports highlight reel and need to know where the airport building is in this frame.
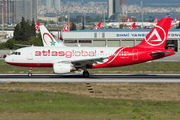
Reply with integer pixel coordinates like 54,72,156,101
62,29,180,52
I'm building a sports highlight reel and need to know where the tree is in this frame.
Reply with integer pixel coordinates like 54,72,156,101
31,19,36,37
14,17,36,42
70,22,77,31
19,17,26,41
14,24,20,41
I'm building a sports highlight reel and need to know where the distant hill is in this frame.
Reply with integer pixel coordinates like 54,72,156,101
40,0,180,7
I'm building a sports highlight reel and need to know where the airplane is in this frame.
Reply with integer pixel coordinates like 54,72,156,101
140,17,158,28
94,22,101,30
5,18,174,78
106,17,158,28
129,22,135,29
106,17,132,28
171,17,178,26
126,17,158,28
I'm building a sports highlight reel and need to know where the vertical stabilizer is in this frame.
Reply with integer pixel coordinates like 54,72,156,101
94,22,101,30
62,22,71,31
136,18,171,49
36,22,40,31
39,25,66,47
126,17,131,23
153,17,158,23
172,17,177,23
129,22,135,29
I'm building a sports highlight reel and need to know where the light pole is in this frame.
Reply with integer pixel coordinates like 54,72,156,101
84,13,86,26
141,1,145,29
104,4,106,29
2,2,4,34
68,3,71,31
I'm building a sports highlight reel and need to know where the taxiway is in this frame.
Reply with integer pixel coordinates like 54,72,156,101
0,74,180,83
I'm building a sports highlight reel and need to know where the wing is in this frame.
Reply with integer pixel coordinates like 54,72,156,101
14,44,31,47
58,57,107,66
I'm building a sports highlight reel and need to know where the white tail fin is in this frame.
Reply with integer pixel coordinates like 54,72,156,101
62,22,71,31
39,25,66,47
94,22,101,30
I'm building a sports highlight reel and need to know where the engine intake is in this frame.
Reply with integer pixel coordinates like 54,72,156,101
53,63,73,74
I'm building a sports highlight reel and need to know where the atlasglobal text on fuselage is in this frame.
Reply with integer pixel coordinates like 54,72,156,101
35,50,97,58
5,18,175,78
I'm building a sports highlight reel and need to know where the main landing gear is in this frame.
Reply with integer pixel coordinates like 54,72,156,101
82,66,89,78
28,67,33,77
83,71,89,78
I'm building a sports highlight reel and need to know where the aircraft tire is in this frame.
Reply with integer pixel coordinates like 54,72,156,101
83,71,89,78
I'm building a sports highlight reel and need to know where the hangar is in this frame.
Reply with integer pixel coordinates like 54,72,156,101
62,29,180,52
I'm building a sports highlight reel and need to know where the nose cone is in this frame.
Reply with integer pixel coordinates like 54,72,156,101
4,56,10,63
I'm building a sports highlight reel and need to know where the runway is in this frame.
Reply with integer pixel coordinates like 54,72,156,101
0,74,180,83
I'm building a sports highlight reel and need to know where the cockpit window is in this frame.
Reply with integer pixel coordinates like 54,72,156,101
11,52,21,55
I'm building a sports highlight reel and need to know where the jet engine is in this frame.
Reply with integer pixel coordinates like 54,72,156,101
53,63,74,74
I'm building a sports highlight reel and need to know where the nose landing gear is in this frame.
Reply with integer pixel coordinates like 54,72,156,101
28,67,33,77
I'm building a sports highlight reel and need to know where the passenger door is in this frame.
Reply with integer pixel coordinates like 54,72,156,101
27,49,33,60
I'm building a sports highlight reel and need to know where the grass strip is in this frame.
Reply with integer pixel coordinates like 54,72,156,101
0,82,180,120
0,88,180,120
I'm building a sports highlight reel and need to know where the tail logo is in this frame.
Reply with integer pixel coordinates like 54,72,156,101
94,26,100,29
145,26,166,46
64,26,68,31
43,33,55,46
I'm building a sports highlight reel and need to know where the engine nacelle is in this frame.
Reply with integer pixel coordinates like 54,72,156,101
53,63,72,74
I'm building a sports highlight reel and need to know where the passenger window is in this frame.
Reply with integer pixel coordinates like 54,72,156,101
18,52,21,55
15,52,17,55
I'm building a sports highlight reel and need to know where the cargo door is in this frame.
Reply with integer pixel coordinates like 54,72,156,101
132,49,138,60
